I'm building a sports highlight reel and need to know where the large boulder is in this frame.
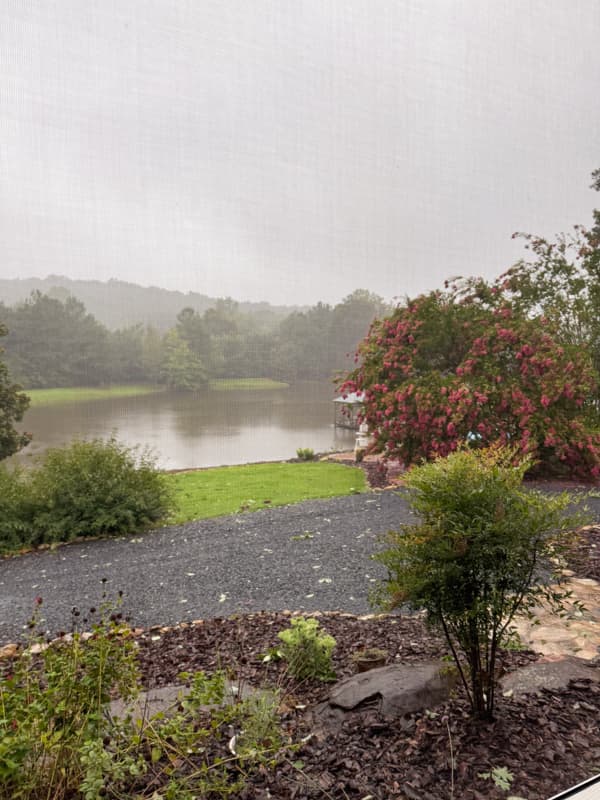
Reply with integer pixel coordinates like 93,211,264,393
329,660,458,716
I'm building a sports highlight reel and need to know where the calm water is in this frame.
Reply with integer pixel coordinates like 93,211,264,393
16,383,356,469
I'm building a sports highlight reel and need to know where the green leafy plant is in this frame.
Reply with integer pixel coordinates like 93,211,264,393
277,616,336,681
27,435,174,545
0,464,31,552
478,765,527,798
0,600,286,800
0,596,139,800
0,321,31,461
296,447,315,461
372,445,584,718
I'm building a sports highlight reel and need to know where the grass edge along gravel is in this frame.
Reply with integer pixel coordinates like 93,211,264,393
167,461,367,524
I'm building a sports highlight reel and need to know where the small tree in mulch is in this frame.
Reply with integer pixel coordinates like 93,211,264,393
372,445,583,719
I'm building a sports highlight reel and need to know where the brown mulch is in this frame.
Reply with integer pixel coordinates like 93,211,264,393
132,610,599,800
566,525,600,582
125,476,600,800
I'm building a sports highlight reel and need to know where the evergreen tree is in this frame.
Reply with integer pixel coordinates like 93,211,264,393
0,322,31,460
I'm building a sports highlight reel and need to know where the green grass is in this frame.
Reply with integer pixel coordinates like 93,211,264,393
209,378,289,390
167,461,366,523
26,385,163,408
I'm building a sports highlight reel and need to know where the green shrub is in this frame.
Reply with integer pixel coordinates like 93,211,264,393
372,445,583,719
0,599,140,799
277,616,336,681
295,447,315,461
0,464,31,552
0,600,284,800
28,436,174,545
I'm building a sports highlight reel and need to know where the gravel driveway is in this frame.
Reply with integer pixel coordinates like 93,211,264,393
0,490,416,645
3,486,599,646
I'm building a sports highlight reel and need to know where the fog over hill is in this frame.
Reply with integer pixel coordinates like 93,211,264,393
0,276,303,331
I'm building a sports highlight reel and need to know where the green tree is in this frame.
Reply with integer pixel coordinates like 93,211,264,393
107,325,147,383
160,330,207,390
450,168,600,378
0,323,31,460
373,446,580,719
2,292,109,387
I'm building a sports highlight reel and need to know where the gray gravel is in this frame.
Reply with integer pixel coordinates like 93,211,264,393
0,490,416,645
3,487,599,646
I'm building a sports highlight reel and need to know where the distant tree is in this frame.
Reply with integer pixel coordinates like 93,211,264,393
273,291,388,382
160,330,207,390
176,307,210,359
0,323,31,460
140,325,165,383
2,292,109,387
107,325,147,383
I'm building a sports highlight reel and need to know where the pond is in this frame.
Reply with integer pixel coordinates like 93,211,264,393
15,382,356,470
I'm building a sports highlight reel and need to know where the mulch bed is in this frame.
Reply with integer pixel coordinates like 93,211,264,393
566,525,600,582
134,612,600,799
127,475,600,799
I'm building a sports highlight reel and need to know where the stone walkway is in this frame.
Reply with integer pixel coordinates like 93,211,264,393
514,573,600,661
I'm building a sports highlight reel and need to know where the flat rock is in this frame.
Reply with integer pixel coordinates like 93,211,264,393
501,656,600,697
0,643,19,659
329,660,458,716
109,680,275,724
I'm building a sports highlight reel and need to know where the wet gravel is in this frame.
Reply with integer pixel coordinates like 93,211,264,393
3,483,600,647
0,490,416,644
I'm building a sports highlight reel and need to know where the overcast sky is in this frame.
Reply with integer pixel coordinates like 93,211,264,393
1,1,599,307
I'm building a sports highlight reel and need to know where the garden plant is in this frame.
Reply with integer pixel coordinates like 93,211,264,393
0,436,174,552
277,616,337,682
372,445,582,719
0,597,285,800
340,288,600,478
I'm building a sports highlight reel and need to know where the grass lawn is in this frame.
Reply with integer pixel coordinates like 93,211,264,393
26,385,163,407
167,461,366,523
208,378,289,390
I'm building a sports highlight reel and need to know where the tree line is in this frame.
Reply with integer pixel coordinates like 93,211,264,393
0,289,388,390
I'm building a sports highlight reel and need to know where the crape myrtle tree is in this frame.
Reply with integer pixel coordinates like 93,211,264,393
451,168,600,382
340,169,600,478
340,288,600,478
0,322,31,460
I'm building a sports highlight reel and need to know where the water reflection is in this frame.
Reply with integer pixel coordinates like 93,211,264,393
16,382,356,469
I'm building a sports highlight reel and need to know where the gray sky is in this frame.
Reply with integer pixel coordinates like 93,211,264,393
1,1,599,307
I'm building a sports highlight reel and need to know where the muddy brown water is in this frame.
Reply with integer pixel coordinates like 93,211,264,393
15,382,355,470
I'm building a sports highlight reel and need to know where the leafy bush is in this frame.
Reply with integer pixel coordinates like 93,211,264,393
277,616,336,681
0,600,284,800
27,436,174,545
340,289,600,478
0,321,31,461
0,464,31,551
0,599,140,799
372,446,582,719
296,447,315,461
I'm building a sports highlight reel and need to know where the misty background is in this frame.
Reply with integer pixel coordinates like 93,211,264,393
2,0,599,306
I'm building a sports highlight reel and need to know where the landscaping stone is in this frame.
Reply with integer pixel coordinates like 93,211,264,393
328,660,458,716
501,655,600,697
109,680,276,724
0,642,18,659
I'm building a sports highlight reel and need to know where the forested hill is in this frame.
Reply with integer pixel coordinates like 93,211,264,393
0,276,299,331
0,283,390,389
